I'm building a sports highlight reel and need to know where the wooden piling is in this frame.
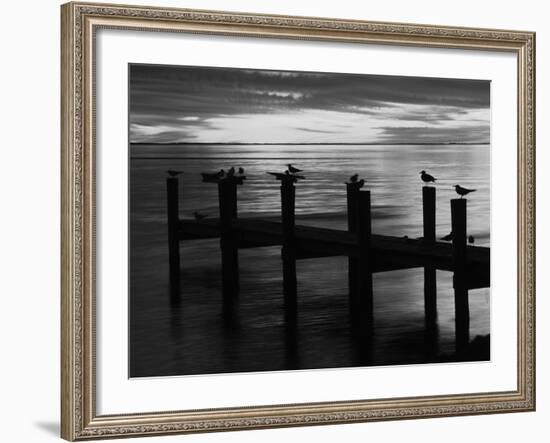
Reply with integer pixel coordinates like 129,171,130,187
173,180,489,355
218,179,239,310
451,198,469,352
346,184,360,320
422,186,437,333
355,191,373,336
423,186,436,243
166,177,181,298
281,180,297,319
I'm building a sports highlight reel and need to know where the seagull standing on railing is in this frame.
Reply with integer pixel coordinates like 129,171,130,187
345,175,365,189
420,170,436,184
454,185,476,198
287,164,303,174
238,167,244,175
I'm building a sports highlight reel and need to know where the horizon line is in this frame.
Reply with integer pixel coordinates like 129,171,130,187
130,141,490,146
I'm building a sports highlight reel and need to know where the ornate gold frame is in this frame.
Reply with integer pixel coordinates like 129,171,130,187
61,2,536,440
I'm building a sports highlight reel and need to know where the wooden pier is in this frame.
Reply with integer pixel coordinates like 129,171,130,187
166,175,490,350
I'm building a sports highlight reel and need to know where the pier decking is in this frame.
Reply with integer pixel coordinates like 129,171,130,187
178,217,489,284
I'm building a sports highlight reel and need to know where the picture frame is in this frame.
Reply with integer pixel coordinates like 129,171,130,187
61,1,535,440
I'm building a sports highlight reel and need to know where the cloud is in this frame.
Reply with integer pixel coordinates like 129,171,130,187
294,127,339,134
178,116,200,121
377,125,490,144
129,64,490,144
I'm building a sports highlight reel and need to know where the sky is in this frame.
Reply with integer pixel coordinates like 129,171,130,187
129,64,490,145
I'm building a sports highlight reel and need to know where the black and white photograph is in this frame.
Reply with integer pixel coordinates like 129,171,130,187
1,0,543,441
129,63,491,378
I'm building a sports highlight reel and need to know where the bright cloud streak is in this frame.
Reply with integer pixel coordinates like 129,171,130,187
130,65,490,144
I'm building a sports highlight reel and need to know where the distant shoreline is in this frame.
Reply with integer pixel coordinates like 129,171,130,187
131,142,490,146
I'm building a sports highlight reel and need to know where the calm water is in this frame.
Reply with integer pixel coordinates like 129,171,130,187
129,144,490,377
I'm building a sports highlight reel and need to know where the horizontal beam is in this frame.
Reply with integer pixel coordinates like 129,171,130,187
178,217,489,288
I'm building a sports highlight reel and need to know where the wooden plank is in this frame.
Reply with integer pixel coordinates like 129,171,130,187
346,183,360,325
423,186,436,243
422,186,437,332
218,180,239,310
166,177,180,299
466,265,491,290
355,191,373,336
178,218,490,262
281,181,297,320
451,198,470,352
177,217,490,282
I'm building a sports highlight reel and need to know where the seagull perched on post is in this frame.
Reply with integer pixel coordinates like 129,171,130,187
420,170,436,183
454,185,476,198
238,167,244,175
166,169,183,177
287,164,303,174
267,170,305,182
346,175,365,188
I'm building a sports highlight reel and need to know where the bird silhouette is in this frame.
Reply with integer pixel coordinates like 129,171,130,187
420,170,436,183
217,169,225,178
349,173,358,183
193,211,208,221
441,232,454,241
238,167,244,175
287,164,303,174
227,167,235,177
468,235,475,244
267,171,305,181
357,179,365,188
454,185,476,198
166,169,183,177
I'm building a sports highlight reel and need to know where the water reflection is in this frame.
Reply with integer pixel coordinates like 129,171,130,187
129,144,490,377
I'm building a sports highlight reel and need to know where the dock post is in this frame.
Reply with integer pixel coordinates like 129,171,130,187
166,177,181,299
355,191,374,337
218,179,239,313
346,184,360,324
451,198,469,353
281,180,297,321
422,187,438,338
